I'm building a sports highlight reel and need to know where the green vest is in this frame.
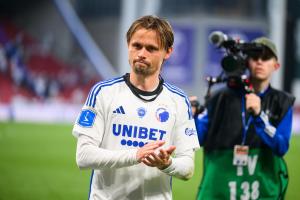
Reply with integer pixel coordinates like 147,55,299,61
197,149,288,200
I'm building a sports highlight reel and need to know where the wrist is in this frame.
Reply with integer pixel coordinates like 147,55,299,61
158,157,172,170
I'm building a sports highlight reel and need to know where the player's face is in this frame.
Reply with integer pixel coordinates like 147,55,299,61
128,28,172,77
248,57,279,82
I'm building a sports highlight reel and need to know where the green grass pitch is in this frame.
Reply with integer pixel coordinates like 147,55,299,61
0,122,299,200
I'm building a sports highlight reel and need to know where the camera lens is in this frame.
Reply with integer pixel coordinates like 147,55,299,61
221,55,240,72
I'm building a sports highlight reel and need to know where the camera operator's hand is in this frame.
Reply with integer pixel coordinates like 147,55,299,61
189,96,199,116
189,96,205,117
245,93,261,116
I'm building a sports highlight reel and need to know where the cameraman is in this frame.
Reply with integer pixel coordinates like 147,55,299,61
193,37,295,199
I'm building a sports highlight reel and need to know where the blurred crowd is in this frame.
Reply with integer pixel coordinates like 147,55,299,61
0,21,100,104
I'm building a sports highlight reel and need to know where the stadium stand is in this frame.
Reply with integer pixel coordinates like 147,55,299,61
0,20,100,105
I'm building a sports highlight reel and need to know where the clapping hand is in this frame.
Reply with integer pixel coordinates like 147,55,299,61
136,140,176,169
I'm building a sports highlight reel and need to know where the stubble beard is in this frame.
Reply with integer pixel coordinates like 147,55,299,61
133,64,156,76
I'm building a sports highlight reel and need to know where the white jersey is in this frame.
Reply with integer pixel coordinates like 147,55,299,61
73,76,200,200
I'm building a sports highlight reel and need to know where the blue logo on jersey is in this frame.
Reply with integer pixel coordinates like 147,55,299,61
185,128,196,136
156,108,169,122
137,107,146,118
113,106,125,114
112,123,167,147
77,109,96,127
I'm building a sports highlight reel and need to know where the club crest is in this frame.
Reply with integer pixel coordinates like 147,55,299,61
156,107,169,122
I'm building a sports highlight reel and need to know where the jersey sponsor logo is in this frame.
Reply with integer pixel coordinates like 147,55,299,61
77,109,96,127
113,106,125,114
155,107,169,122
185,128,196,136
112,123,167,147
137,107,146,118
120,139,146,147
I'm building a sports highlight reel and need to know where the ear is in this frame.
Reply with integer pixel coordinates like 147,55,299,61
274,61,280,70
163,47,173,60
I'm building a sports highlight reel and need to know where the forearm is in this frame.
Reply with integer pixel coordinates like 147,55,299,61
76,134,138,169
160,149,195,180
195,109,209,145
254,108,293,156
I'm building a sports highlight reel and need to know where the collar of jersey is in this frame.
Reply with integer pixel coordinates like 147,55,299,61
123,73,164,102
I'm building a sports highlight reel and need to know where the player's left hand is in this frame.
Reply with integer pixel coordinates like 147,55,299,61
245,93,261,116
142,145,176,170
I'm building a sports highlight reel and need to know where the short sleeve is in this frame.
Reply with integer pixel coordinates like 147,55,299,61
172,98,200,153
72,91,105,144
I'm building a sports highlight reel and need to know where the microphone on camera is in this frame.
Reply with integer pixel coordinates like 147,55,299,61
208,31,235,48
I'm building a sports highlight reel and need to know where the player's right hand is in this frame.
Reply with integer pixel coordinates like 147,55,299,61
136,140,165,162
141,145,176,169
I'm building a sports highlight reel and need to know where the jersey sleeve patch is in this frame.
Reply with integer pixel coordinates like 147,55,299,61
77,109,96,127
185,127,197,136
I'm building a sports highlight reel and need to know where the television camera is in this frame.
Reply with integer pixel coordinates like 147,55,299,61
191,31,264,115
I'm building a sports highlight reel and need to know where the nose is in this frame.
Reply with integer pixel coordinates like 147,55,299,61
137,48,147,58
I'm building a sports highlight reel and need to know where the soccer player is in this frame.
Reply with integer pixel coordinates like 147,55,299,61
72,15,200,200
193,37,295,199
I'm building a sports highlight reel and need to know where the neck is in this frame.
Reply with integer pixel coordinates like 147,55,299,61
250,78,270,93
129,73,160,91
